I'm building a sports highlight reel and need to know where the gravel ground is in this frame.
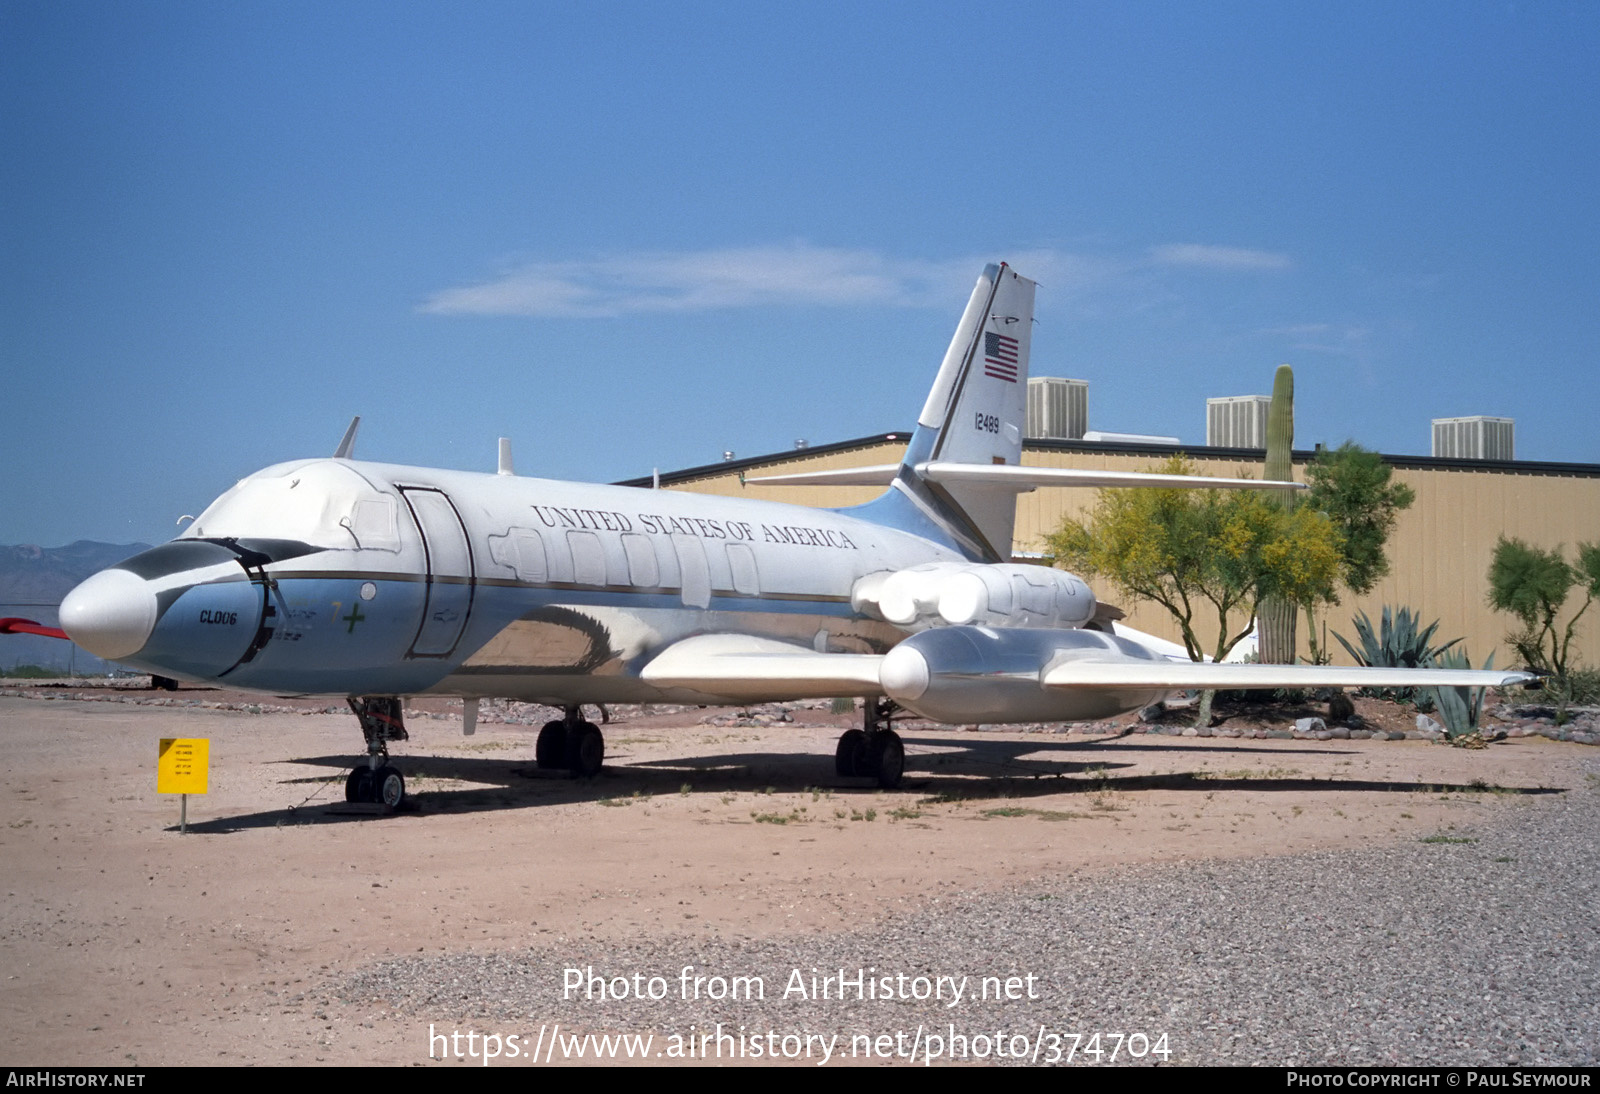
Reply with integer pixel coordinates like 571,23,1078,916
342,756,1599,1067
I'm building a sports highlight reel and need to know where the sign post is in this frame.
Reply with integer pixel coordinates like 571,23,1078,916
158,738,208,833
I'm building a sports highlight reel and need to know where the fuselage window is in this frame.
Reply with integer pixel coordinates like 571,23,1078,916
726,543,759,596
621,533,659,587
568,530,606,587
512,529,549,583
672,534,711,609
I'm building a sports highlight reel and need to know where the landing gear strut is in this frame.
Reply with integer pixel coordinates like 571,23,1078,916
535,706,605,777
345,696,409,808
835,698,904,789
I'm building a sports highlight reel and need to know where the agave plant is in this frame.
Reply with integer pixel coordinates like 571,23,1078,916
1430,649,1494,747
1334,606,1463,707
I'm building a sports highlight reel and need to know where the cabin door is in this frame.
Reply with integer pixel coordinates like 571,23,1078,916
400,487,475,657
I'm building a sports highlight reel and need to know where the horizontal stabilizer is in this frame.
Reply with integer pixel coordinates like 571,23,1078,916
746,464,901,487
1042,660,1536,691
921,462,1305,493
640,634,884,701
748,462,1307,494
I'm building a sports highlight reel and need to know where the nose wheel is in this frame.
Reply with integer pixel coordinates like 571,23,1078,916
345,697,409,808
374,765,407,808
344,767,374,802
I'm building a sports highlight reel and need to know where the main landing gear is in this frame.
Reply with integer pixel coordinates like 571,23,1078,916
835,698,905,789
535,706,605,778
345,696,409,808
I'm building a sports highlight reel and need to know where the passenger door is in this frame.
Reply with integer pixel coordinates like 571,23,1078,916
400,487,475,657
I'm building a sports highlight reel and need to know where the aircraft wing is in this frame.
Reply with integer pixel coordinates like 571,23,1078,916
639,634,885,701
1042,660,1536,691
747,462,1305,493
638,632,1533,706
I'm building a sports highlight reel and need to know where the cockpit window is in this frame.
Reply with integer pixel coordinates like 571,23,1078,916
349,498,397,544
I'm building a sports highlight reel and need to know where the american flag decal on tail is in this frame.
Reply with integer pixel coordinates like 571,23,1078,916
983,331,1019,382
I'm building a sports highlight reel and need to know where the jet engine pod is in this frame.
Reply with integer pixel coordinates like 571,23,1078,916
873,563,972,625
853,563,1096,631
879,626,1172,725
935,564,1095,629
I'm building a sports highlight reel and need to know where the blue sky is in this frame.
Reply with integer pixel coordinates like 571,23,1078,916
5,0,1598,547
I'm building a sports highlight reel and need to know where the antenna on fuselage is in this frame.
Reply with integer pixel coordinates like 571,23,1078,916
498,438,514,476
333,416,361,459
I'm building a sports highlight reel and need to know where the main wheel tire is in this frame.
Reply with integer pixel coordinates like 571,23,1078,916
536,721,566,769
871,730,905,789
835,729,867,777
375,765,406,809
568,722,604,777
345,767,375,803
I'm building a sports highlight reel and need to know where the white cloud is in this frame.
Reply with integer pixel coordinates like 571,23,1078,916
1263,323,1333,336
1257,322,1372,355
419,241,1282,318
1149,243,1292,271
420,244,978,318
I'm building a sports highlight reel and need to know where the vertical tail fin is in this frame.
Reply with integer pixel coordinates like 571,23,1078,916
760,266,1297,557
756,263,1037,561
892,263,1036,560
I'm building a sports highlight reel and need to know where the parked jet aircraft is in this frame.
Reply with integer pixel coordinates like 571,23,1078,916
56,264,1529,806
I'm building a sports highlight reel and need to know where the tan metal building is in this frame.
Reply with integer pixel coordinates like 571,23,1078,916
621,435,1600,669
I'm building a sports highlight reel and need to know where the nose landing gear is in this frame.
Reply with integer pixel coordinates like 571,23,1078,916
345,697,410,808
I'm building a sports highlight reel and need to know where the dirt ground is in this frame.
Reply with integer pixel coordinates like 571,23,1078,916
0,682,1591,1067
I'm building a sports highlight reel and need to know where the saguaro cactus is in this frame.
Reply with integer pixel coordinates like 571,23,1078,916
1258,364,1297,664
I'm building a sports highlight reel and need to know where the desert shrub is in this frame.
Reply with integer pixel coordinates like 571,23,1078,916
1528,667,1600,722
1429,649,1493,748
1487,537,1599,679
1562,667,1600,705
1334,605,1461,710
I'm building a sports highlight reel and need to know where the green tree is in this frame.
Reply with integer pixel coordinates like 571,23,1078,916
1487,537,1600,682
1302,443,1415,661
1047,456,1343,726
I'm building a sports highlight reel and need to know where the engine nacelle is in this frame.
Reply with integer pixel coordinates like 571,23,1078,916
852,563,1096,631
879,626,1172,725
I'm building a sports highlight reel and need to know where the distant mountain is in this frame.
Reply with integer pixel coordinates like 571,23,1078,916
0,541,151,605
1,541,152,673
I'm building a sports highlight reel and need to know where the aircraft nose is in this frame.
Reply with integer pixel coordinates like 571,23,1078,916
59,569,158,661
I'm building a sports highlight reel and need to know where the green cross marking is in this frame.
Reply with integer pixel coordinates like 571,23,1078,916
342,604,366,634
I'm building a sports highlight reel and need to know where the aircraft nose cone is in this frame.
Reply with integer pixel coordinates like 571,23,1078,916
59,569,158,661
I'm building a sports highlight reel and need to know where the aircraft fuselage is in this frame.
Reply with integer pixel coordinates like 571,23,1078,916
69,455,960,705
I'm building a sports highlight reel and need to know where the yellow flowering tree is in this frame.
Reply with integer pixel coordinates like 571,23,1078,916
1047,456,1343,725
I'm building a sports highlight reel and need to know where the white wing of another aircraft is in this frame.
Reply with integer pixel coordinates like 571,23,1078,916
56,262,1535,804
747,461,1302,493
1039,661,1519,690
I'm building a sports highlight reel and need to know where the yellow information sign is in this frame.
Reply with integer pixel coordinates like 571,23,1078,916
158,738,209,794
